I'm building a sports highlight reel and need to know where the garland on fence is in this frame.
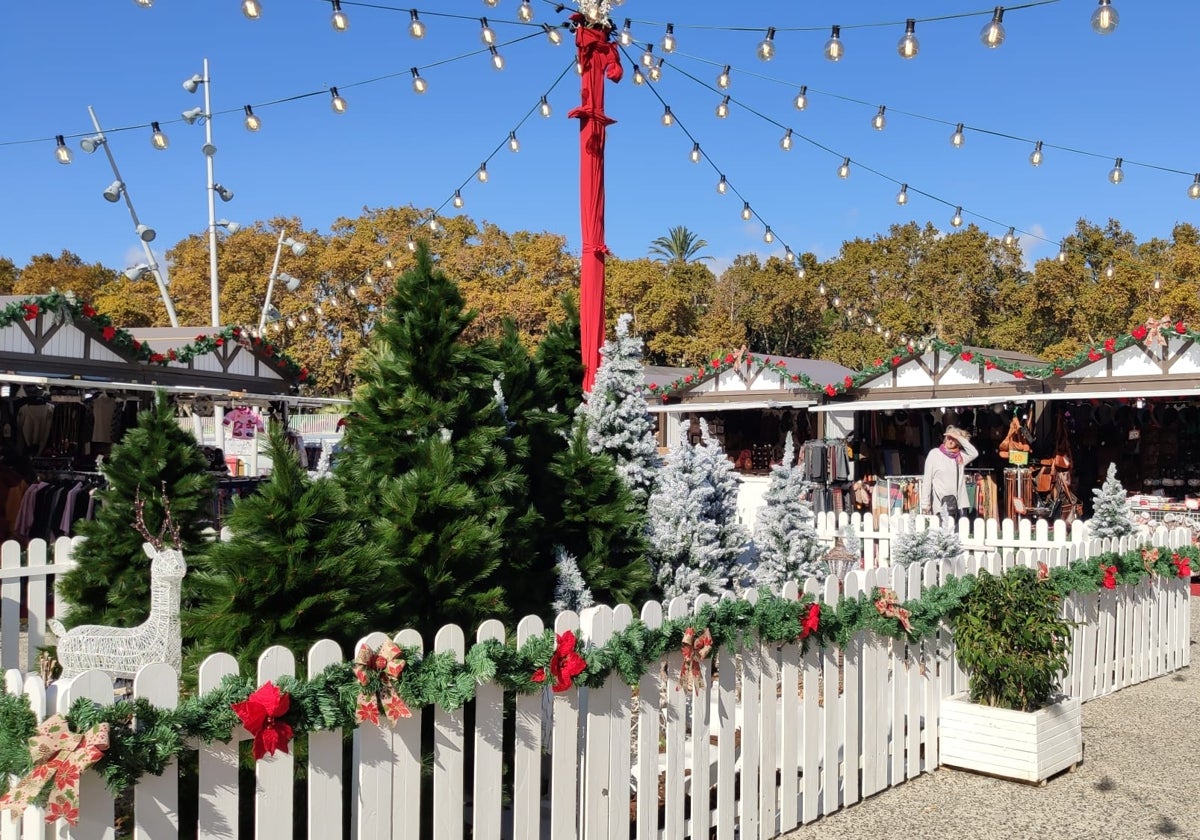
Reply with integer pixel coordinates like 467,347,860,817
0,545,1193,818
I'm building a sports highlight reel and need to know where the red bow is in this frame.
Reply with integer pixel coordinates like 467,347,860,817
800,602,821,640
1101,564,1118,590
1172,553,1192,579
232,682,294,760
353,641,412,726
533,630,587,693
679,627,713,694
874,588,912,633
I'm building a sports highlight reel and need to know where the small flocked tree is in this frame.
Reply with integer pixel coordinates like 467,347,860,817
551,547,595,615
58,392,214,630
576,313,661,505
890,516,965,568
648,418,748,601
750,435,824,592
1090,462,1136,540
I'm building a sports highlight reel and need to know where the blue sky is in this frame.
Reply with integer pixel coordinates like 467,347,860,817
3,1,1196,279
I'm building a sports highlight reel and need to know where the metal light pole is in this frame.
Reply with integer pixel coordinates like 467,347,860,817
84,106,180,327
258,230,306,333
198,59,221,328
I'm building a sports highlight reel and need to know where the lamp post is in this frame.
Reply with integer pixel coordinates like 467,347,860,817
82,106,180,327
183,58,231,328
258,230,307,333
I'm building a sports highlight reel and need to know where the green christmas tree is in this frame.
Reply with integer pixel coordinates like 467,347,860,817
184,424,387,671
333,242,537,640
58,392,214,629
1090,462,1136,540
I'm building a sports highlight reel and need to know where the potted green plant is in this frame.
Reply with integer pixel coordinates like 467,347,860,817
940,565,1082,783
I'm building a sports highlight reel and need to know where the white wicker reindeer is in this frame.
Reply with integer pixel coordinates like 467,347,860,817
49,491,187,681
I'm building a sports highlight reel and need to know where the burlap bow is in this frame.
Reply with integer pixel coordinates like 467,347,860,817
353,641,412,726
874,588,913,634
679,627,713,694
0,714,109,826
1144,316,1172,350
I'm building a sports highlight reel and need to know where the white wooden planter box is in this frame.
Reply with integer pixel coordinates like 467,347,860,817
939,692,1082,783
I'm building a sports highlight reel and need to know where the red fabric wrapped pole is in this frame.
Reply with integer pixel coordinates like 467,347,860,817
568,15,622,392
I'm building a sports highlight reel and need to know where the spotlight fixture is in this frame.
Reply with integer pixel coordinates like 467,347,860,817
214,183,234,202
756,27,776,61
741,202,752,221
837,157,851,179
951,207,963,228
135,224,156,242
124,264,152,281
716,65,731,89
408,10,425,38
182,107,204,125
1189,174,1200,200
897,19,919,59
1003,227,1016,246
896,184,908,205
54,135,73,165
330,0,349,31
981,6,1005,48
951,123,965,148
216,219,241,233
150,122,169,150
872,106,886,131
1029,140,1044,166
182,73,204,94
539,96,552,118
489,46,504,70
715,95,730,119
281,272,301,292
330,87,347,113
285,237,307,257
242,0,261,20
1108,157,1124,185
103,180,125,203
411,68,428,94
1091,0,1118,34
690,142,702,164
80,134,105,153
793,86,808,111
824,25,843,61
780,129,793,151
662,23,675,53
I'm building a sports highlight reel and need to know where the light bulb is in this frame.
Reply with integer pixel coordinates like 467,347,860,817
242,0,261,19
428,218,439,232
331,0,348,31
384,258,395,270
717,65,731,89
477,163,488,182
539,96,551,118
717,175,728,194
741,202,752,221
518,0,533,23
330,87,347,113
784,247,795,263
981,7,1005,48
1104,261,1115,279
824,25,843,61
490,46,504,70
648,59,663,82
884,329,891,339
1153,272,1162,291
690,142,701,164
793,85,808,111
480,17,496,46
661,106,674,127
1003,227,1016,246
872,106,886,131
619,19,632,46
243,105,261,131
763,227,774,244
798,266,807,280
832,295,841,307
54,135,73,165
846,307,855,318
411,68,428,94
780,129,793,151
1057,242,1068,263
838,157,851,179
951,207,963,228
1029,140,1044,166
1189,174,1200,200
818,281,826,295
757,27,776,61
897,19,919,59
716,95,730,119
407,239,417,251
149,121,168,150
1108,157,1124,184
662,23,675,53
896,184,908,206
632,67,645,85
134,0,153,6
641,44,654,67
951,123,965,148
1091,0,1118,34
508,132,519,153
543,23,562,45
866,314,874,326
409,10,425,38
453,190,464,209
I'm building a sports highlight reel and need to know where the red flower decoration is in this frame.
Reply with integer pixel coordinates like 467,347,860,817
985,360,996,370
1087,349,1102,362
195,334,206,342
1054,367,1065,376
232,682,294,760
776,360,786,368
1104,338,1116,353
843,375,854,389
891,355,902,367
531,630,587,693
824,384,837,397
298,368,309,382
960,351,974,362
800,602,820,640
684,375,693,384
215,337,225,346
149,353,165,363
1013,369,1025,379
133,339,141,350
167,349,177,361
724,353,735,364
661,395,669,404
45,800,79,825
1102,564,1118,590
101,326,116,341
22,304,39,321
263,345,274,356
1172,553,1191,579
647,382,658,391
1176,321,1187,334
1131,325,1148,341
82,304,96,318
355,695,381,726
711,358,720,368
873,358,883,368
790,374,800,383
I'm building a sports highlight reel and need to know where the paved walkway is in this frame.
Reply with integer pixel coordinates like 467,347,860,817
783,606,1199,840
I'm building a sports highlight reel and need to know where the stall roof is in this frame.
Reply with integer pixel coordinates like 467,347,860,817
809,394,1013,413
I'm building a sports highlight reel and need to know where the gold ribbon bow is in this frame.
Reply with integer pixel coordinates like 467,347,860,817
1142,547,1160,576
679,627,713,694
353,641,412,726
0,714,109,826
1144,316,1172,350
874,588,913,634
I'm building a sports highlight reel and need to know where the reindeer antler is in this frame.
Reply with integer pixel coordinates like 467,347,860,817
132,484,184,550
159,481,183,549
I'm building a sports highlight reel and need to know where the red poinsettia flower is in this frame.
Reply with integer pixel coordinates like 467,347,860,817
661,394,669,404
646,382,658,391
46,799,79,825
891,355,902,367
790,374,800,382
232,682,294,760
51,758,81,792
873,358,883,368
82,304,97,318
776,360,786,368
684,375,693,384
215,336,225,346
800,602,820,640
132,339,141,350
724,353,735,364
355,695,381,725
985,360,996,370
1087,349,1102,362
824,384,837,397
167,349,177,361
1131,325,1148,341
1176,321,1187,334
149,353,165,363
532,630,587,693
960,351,974,362
711,358,720,368
195,334,206,342
1013,369,1026,379
1054,367,1065,376
298,369,309,382
22,303,39,321
1104,337,1116,353
843,375,854,389
277,359,287,368
746,355,755,365
1101,564,1118,590
101,326,116,341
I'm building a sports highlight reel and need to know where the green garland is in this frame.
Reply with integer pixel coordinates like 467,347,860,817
645,318,1194,401
0,295,308,383
0,544,1192,797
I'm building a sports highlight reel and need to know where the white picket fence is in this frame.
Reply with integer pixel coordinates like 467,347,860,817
0,530,1191,839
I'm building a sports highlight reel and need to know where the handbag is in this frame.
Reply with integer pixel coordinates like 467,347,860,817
942,494,960,517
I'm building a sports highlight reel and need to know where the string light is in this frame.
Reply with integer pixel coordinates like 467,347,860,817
149,122,168,150
428,218,439,232
542,23,562,46
951,206,963,228
407,239,417,252
756,27,776,62
134,0,153,7
1153,271,1162,291
480,17,496,46
832,295,841,307
1003,227,1016,246
741,201,752,221
1189,174,1200,200
784,246,794,263
483,0,499,8
690,142,702,163
798,266,807,280
243,105,261,131
1108,157,1124,184
716,65,731,89
508,131,520,152
661,106,675,127
824,25,844,61
837,157,851,179
896,183,908,205
981,6,1006,48
632,66,645,85
1091,0,1119,34
1029,140,1044,166
1104,261,1115,279
897,19,919,59
477,162,488,182
517,0,533,23
409,10,425,38
951,123,965,148
763,226,774,244
793,86,808,111
641,43,655,68
1057,241,1068,263
872,106,887,131
54,135,72,165
619,19,632,47
330,0,349,32
539,96,551,117
779,128,793,151
242,0,261,20
818,281,826,295
648,59,663,82
662,23,676,53
329,87,347,113
489,46,504,70
715,95,730,118
716,174,728,194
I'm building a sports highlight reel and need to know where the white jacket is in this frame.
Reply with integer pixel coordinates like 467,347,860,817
921,439,978,515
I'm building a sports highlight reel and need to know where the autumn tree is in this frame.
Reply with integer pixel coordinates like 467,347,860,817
0,258,17,295
12,251,120,302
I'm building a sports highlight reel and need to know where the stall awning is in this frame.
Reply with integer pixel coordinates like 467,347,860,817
649,398,816,414
808,395,1013,413
0,372,351,405
1029,386,1200,402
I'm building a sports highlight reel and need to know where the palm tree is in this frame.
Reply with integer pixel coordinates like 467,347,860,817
648,225,712,264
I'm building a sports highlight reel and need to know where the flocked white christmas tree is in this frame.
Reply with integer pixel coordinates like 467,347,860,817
750,435,824,592
551,546,595,614
1090,462,1136,540
648,418,748,601
890,515,965,567
576,313,661,505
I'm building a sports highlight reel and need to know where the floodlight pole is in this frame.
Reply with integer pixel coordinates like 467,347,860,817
258,229,288,333
201,58,220,328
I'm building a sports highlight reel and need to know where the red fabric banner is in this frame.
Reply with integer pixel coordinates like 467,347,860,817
569,16,622,392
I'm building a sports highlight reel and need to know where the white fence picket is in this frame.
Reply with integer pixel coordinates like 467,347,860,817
688,596,713,840
197,653,240,840
714,602,737,840
819,576,841,818
133,663,179,840
0,542,20,674
800,578,821,826
432,625,465,840
608,604,634,840
60,670,114,840
550,611,580,840
255,646,295,840
579,606,612,840
662,597,687,840
473,620,505,840
777,582,800,835
354,630,395,840
306,639,343,840
512,616,544,840
634,602,662,840
393,628,423,840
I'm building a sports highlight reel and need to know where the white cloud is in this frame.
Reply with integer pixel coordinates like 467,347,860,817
1018,223,1051,270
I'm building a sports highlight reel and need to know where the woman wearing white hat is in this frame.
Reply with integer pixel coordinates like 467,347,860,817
922,426,978,518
